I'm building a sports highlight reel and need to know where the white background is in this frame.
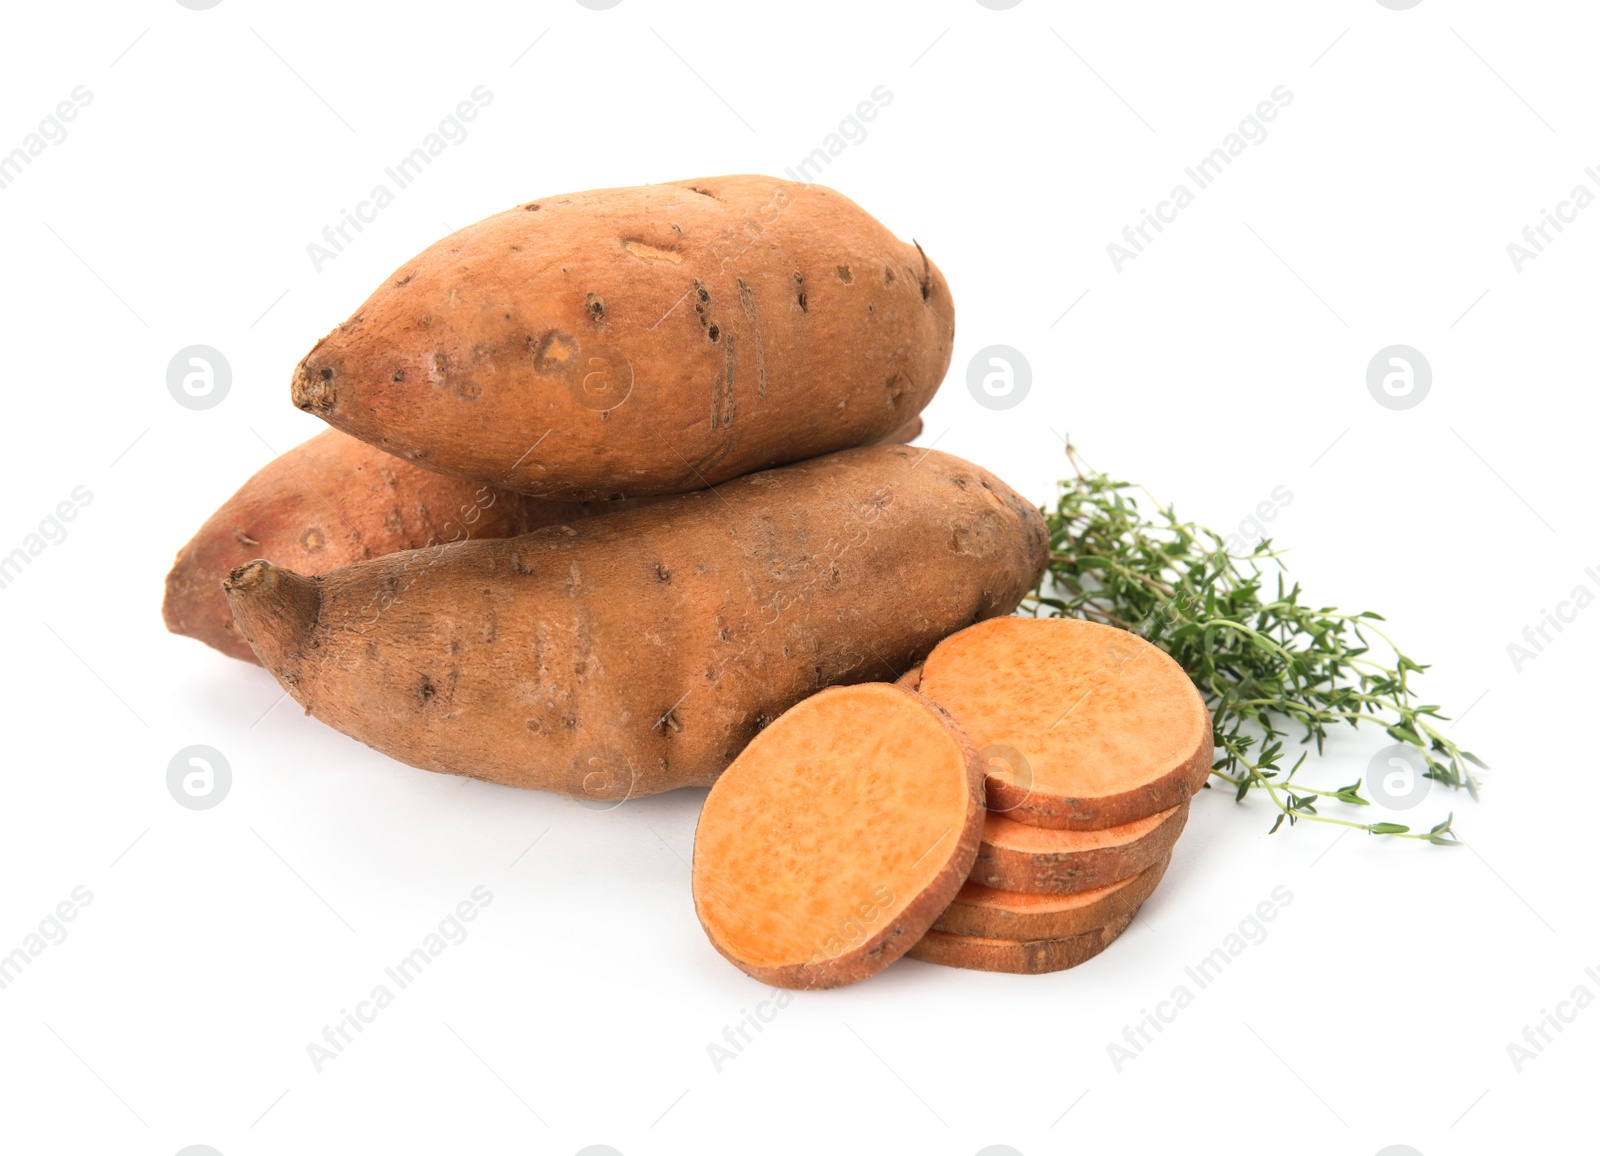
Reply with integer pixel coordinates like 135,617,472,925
0,1,1593,1153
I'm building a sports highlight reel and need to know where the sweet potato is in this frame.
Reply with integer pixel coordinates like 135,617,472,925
290,176,955,500
162,430,604,663
692,683,984,988
919,617,1213,829
223,445,1047,798
164,421,924,664
971,802,1189,894
933,853,1169,940
894,664,922,690
888,416,922,445
908,908,1137,974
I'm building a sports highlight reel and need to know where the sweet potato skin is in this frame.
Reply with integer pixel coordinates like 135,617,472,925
908,908,1137,974
166,421,923,664
162,430,601,663
224,446,1047,798
290,176,955,500
971,802,1189,894
932,853,1169,940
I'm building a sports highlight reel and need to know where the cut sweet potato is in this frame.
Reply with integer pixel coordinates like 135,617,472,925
933,853,1169,940
919,617,1213,829
692,683,984,989
971,802,1188,894
908,908,1137,975
894,664,922,690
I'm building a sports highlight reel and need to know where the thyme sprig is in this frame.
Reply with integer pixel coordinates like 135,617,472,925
1023,446,1481,844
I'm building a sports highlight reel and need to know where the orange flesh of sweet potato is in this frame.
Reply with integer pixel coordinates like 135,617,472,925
971,801,1189,894
933,852,1169,940
894,664,922,690
919,617,1213,830
692,683,984,989
908,908,1138,975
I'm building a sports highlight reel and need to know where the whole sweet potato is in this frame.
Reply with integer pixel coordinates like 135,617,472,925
224,445,1046,799
162,430,604,662
291,176,954,500
164,420,924,663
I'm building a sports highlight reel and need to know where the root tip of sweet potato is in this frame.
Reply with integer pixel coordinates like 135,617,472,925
223,561,322,665
291,361,336,413
223,559,276,594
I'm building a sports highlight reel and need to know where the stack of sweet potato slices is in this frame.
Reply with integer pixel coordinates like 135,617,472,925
691,616,1213,987
900,617,1212,975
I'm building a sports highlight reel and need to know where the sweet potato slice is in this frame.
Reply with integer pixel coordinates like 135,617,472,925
919,617,1213,829
908,908,1137,975
972,802,1188,894
933,853,1169,940
692,683,984,989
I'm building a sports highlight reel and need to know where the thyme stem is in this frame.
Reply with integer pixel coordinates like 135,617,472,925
1029,446,1481,844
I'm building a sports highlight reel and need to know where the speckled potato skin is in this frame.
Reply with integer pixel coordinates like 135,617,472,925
223,446,1047,799
162,430,606,663
163,422,922,664
290,176,955,500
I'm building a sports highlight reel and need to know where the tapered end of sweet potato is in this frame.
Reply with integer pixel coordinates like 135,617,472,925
291,358,337,414
223,561,322,674
163,544,260,664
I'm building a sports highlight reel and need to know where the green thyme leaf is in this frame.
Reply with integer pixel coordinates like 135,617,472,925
1023,445,1483,844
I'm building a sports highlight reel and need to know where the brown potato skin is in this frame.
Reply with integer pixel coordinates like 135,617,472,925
164,422,924,664
162,430,608,663
290,176,955,500
224,446,1047,798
